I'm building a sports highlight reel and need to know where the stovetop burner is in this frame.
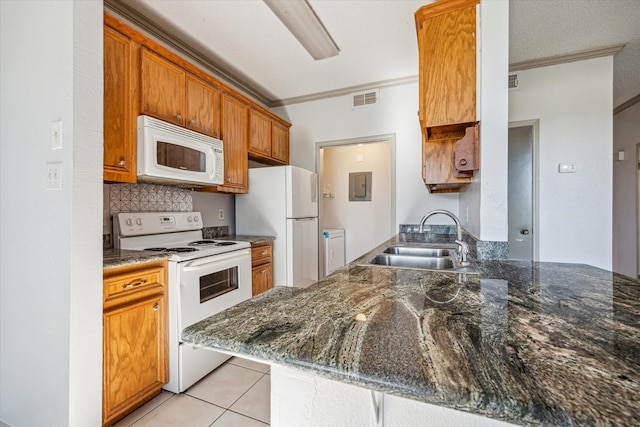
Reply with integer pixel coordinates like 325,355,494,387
144,247,199,253
189,240,237,247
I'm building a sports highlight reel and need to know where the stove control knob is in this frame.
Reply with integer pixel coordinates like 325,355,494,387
126,218,133,226
136,218,143,226
187,216,193,222
194,216,200,223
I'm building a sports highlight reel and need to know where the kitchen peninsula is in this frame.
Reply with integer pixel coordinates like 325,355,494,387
182,233,640,426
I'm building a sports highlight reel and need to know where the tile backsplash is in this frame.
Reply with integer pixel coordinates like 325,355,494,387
109,183,193,213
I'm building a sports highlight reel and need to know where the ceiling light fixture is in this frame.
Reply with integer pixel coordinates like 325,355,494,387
263,0,340,60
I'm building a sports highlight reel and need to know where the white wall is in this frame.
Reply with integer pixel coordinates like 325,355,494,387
0,2,103,426
273,83,459,230
460,0,509,242
321,142,393,262
192,192,236,233
613,101,640,278
509,57,613,270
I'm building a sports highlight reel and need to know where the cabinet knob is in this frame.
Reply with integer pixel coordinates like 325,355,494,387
226,176,231,183
189,119,196,125
258,269,266,275
520,229,530,235
176,114,182,121
118,159,125,166
459,158,468,166
152,303,159,311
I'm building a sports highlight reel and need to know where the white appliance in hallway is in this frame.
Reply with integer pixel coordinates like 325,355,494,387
323,228,345,276
237,165,319,287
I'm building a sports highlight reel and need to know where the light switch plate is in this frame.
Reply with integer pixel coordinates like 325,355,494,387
218,208,224,220
51,120,63,150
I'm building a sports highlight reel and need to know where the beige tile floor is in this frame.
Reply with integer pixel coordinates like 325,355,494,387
114,357,271,427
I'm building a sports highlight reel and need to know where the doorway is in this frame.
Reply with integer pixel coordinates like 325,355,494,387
508,121,539,261
316,135,396,278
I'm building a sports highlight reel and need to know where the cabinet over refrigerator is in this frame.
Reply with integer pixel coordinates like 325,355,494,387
236,165,319,288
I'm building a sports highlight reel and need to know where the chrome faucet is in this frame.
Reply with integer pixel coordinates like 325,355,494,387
418,209,470,267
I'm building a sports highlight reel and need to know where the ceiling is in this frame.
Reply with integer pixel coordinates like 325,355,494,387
111,0,640,110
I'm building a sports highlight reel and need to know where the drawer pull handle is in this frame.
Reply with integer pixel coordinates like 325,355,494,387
152,303,159,311
259,250,267,256
122,279,147,289
258,269,266,275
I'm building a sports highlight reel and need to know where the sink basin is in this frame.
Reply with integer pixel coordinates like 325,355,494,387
369,254,455,270
361,243,480,274
383,246,452,257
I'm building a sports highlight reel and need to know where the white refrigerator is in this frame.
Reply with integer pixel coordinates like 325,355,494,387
236,165,319,288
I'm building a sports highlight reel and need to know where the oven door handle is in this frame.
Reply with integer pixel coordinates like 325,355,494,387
180,249,250,271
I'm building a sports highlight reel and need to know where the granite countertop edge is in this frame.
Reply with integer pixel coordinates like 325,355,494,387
103,248,171,270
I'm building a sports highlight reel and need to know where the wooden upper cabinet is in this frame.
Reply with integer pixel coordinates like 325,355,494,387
248,107,291,165
271,121,290,164
416,0,477,129
103,27,137,183
415,0,479,193
249,110,272,157
185,75,221,138
140,48,185,126
217,94,248,193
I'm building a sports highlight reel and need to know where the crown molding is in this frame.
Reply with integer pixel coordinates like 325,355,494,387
272,76,419,107
614,93,640,116
509,44,625,72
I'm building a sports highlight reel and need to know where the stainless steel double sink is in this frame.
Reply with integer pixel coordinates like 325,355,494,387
363,244,480,274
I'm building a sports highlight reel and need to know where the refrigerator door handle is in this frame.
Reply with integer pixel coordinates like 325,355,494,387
294,217,316,221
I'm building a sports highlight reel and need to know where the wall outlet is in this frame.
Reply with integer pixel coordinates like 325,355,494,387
46,162,62,190
218,208,224,220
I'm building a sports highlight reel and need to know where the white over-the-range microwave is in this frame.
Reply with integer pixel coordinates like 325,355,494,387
137,115,224,186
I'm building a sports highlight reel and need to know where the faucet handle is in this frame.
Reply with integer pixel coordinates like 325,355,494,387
455,240,471,266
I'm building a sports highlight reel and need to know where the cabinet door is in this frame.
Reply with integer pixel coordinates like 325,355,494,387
218,94,248,193
249,109,272,157
252,263,273,296
271,121,290,164
103,27,136,183
186,74,220,138
140,48,185,125
418,4,476,128
103,293,167,425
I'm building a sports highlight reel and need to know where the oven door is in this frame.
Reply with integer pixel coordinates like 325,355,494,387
177,248,252,331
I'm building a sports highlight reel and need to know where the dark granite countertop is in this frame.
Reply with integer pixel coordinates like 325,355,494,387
103,248,170,270
181,233,640,426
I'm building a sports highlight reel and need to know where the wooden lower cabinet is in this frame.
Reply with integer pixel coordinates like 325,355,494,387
103,260,168,426
251,242,273,296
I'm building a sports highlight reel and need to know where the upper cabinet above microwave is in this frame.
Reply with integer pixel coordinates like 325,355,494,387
103,13,291,191
140,48,221,139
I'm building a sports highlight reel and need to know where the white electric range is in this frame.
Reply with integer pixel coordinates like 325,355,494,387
114,211,252,393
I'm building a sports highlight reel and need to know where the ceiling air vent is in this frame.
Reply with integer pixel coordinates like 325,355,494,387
508,74,518,89
352,89,379,109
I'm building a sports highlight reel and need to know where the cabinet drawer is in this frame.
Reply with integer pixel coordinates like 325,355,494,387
252,263,273,296
251,244,272,266
104,264,165,306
